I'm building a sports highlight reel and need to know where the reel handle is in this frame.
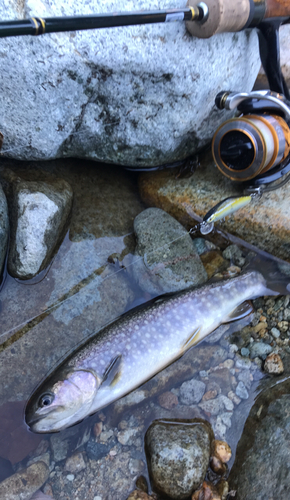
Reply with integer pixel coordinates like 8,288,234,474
186,0,290,38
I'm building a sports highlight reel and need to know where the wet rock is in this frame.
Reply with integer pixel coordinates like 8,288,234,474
212,440,231,463
2,171,73,279
179,379,206,405
158,391,179,410
222,245,245,267
264,353,284,374
64,452,86,473
229,379,290,500
0,0,260,167
192,481,221,500
86,440,111,461
132,208,207,294
198,395,234,415
235,381,249,400
145,420,212,499
249,342,273,360
0,461,49,500
138,151,290,261
30,491,55,500
200,251,228,279
192,238,217,256
0,184,9,276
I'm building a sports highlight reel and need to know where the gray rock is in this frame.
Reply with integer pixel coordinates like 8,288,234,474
132,208,207,294
0,184,9,276
3,172,73,279
192,238,217,256
241,347,250,357
86,440,112,461
271,327,280,338
222,244,245,267
0,0,260,167
145,420,212,499
0,461,49,500
179,379,206,405
235,381,249,400
198,395,234,415
229,379,290,500
249,342,273,360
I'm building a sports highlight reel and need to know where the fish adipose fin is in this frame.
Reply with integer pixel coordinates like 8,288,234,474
223,301,254,323
182,327,202,352
101,354,122,388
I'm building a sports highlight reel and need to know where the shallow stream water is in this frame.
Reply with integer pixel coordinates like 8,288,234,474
0,159,290,499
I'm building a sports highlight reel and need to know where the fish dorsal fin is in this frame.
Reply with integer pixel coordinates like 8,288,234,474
223,301,254,323
182,327,202,352
101,355,122,388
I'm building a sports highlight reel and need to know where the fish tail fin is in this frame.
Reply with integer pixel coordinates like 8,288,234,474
244,254,290,296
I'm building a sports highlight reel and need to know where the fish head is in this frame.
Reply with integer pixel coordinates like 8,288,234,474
25,368,100,433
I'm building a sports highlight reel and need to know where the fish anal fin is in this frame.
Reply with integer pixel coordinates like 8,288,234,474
223,301,253,323
101,354,122,388
182,327,202,352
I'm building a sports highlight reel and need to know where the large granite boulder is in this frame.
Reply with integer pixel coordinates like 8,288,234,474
0,0,261,167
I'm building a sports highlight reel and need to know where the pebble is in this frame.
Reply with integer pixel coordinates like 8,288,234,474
64,452,86,473
66,474,74,481
241,347,250,357
0,461,50,500
222,244,245,267
212,440,232,463
278,320,289,332
158,391,179,409
227,391,241,405
210,456,227,475
192,238,217,255
86,441,111,461
235,356,252,369
271,327,280,338
249,342,273,360
284,308,290,320
179,379,206,405
192,480,221,500
199,395,234,415
235,381,249,400
264,353,284,374
117,427,141,446
145,420,211,499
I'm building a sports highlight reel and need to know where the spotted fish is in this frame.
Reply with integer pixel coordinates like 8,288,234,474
25,261,289,433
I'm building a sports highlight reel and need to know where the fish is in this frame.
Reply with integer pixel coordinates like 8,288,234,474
25,259,289,433
200,195,253,234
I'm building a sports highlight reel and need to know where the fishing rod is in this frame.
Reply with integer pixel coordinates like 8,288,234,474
0,0,290,39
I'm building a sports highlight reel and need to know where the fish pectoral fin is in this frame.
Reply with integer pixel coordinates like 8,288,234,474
101,354,122,388
223,301,254,323
182,327,202,352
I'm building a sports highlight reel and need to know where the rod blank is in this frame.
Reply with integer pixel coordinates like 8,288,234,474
0,7,203,38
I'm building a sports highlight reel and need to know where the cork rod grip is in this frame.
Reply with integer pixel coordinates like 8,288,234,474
265,0,290,18
187,0,290,38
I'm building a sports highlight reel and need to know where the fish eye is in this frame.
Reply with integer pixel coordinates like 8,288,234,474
38,393,54,408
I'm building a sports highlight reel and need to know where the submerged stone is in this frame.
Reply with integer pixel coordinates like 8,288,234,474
145,419,212,499
0,167,73,279
0,461,49,500
229,379,290,500
132,207,207,294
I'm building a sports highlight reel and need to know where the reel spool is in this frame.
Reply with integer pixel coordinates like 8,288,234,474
212,90,290,182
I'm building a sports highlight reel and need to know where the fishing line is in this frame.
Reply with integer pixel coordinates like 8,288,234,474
0,224,200,341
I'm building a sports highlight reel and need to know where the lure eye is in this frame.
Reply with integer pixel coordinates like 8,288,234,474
38,393,54,408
